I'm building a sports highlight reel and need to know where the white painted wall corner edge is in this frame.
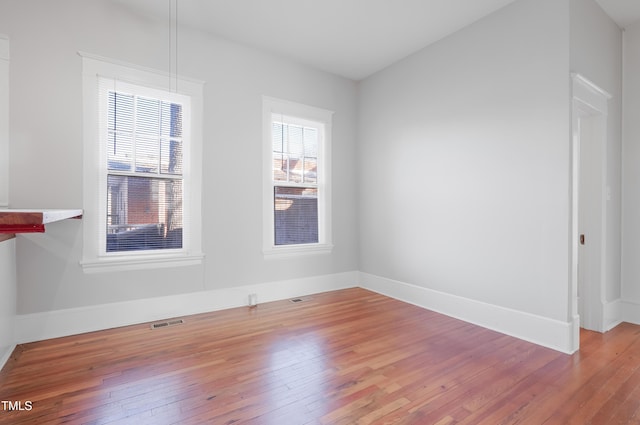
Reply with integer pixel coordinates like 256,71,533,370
358,272,578,354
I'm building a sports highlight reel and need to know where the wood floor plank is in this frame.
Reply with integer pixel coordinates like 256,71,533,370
2,288,640,424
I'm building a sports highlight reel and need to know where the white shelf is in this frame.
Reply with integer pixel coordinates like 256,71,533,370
0,209,83,235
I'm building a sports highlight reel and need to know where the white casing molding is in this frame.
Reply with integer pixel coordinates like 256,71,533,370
15,271,358,344
359,272,577,354
570,73,614,339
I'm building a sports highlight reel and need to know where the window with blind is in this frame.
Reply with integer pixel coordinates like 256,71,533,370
81,53,204,272
104,86,184,252
263,97,333,256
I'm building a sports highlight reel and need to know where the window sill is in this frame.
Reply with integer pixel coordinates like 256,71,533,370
81,252,204,273
263,243,333,259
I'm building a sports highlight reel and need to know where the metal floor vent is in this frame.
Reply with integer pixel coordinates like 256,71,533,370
151,319,184,329
289,297,306,303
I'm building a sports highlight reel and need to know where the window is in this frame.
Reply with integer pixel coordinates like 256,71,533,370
263,97,333,256
81,53,203,272
104,84,185,253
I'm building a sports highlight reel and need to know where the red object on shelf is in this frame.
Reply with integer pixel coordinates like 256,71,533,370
0,224,45,234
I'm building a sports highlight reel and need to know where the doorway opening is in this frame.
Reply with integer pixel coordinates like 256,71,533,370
570,73,611,351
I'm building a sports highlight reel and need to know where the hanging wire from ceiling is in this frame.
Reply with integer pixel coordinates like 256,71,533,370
169,0,178,92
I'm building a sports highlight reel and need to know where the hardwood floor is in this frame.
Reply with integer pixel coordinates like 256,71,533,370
1,288,640,424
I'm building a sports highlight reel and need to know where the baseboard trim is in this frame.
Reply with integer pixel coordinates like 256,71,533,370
622,299,640,326
15,271,358,344
604,299,623,331
12,270,583,354
0,343,16,372
359,272,576,354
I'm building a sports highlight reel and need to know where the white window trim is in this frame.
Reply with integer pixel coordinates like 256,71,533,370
80,52,204,273
262,96,333,258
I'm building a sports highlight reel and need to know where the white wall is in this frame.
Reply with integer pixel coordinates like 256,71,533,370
0,0,359,316
0,0,628,353
0,34,7,207
358,0,572,326
622,22,640,318
0,35,15,367
570,0,622,308
0,239,16,366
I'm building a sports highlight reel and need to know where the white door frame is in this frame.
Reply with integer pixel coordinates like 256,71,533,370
570,73,611,350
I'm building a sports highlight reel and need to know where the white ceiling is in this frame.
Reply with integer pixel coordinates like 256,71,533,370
113,0,640,81
595,0,640,29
